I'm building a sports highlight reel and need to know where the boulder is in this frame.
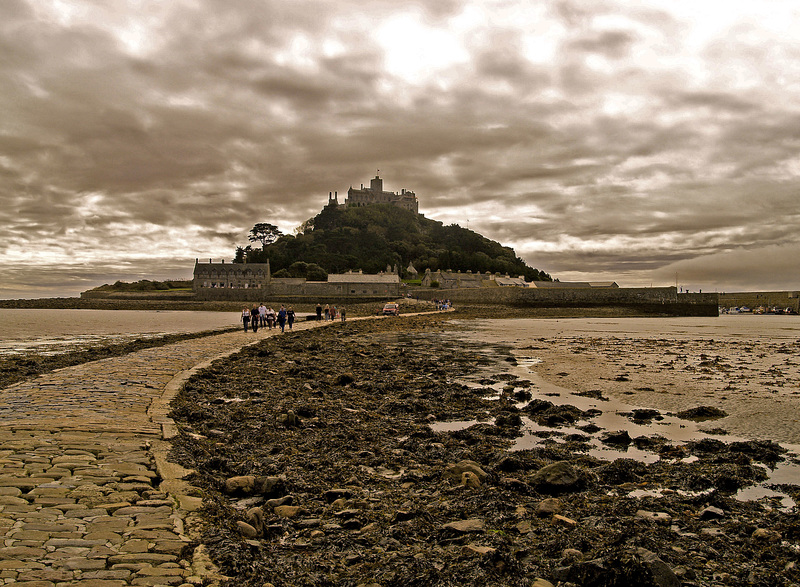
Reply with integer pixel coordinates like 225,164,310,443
236,520,258,538
600,430,632,445
698,506,724,520
536,497,563,518
444,460,488,484
530,461,587,494
676,406,728,421
460,471,481,488
245,507,265,534
224,475,284,497
553,547,679,587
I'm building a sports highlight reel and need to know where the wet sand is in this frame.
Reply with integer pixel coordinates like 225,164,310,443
457,316,800,446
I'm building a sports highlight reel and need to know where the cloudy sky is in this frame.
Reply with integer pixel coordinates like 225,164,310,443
2,0,799,298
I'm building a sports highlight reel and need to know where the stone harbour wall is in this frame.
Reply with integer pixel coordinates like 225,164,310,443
412,286,719,316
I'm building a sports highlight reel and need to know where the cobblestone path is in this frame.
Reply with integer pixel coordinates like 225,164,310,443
0,325,300,586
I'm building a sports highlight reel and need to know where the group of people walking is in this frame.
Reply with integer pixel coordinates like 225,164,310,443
241,304,294,333
315,303,345,322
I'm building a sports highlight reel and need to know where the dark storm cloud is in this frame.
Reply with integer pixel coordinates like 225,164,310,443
1,0,799,297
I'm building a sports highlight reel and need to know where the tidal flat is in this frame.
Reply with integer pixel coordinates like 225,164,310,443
168,313,800,587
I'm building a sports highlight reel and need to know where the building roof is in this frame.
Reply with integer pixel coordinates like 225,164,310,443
327,273,399,284
495,277,528,287
530,281,619,288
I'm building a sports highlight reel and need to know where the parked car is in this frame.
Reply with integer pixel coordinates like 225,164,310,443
381,303,400,316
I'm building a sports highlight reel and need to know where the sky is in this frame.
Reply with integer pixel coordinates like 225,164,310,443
2,0,800,298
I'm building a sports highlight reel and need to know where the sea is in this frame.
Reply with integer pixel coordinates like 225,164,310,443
0,308,240,356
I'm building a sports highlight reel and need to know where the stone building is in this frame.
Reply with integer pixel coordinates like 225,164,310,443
192,260,400,300
328,174,418,213
421,269,496,289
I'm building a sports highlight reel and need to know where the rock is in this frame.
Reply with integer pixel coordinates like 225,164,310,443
226,475,284,497
331,497,348,509
245,507,265,534
460,471,481,488
444,460,488,483
323,488,351,503
752,528,781,542
536,497,563,517
600,430,632,445
462,543,497,556
515,520,532,534
236,520,258,538
495,455,524,471
500,477,529,492
631,408,661,421
266,495,292,508
393,510,415,522
442,518,485,533
552,514,577,527
225,476,257,495
274,505,301,518
554,547,679,587
531,580,555,587
636,510,672,525
698,506,724,520
597,458,648,484
676,406,728,421
257,476,283,497
524,398,555,414
279,410,300,427
562,548,582,561
495,412,522,427
530,461,587,494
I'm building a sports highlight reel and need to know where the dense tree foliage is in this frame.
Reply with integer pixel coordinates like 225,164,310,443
237,204,551,281
248,223,283,248
89,279,192,291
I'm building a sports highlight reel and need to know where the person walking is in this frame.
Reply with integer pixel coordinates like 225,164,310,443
251,306,260,332
316,303,323,321
277,305,288,333
266,307,276,329
340,307,346,322
241,308,251,332
324,304,330,321
287,307,295,330
258,303,267,327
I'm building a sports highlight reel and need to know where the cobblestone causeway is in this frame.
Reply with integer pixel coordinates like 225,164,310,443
0,325,307,587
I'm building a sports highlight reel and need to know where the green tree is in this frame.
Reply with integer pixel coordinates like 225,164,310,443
249,223,283,249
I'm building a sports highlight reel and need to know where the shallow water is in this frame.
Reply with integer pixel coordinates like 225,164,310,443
436,316,800,510
0,308,239,356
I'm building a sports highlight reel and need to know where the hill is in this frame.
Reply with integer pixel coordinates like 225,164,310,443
236,204,551,281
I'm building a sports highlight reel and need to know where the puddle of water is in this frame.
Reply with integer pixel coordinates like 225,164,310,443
431,331,800,510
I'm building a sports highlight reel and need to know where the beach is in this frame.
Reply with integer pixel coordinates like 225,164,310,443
454,316,800,445
166,311,800,587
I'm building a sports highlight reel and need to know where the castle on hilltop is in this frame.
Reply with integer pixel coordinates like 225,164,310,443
327,174,418,213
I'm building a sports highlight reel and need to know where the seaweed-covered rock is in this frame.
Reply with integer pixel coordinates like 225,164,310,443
530,461,588,494
553,548,679,587
676,406,728,421
597,458,648,485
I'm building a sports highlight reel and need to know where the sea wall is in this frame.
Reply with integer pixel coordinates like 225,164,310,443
718,291,799,312
412,286,719,316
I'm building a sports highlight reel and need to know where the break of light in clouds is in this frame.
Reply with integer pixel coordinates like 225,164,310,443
2,0,800,298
